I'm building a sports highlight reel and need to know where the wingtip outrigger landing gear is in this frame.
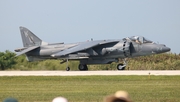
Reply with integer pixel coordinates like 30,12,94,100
60,59,71,71
117,59,127,70
66,67,70,71
65,59,70,71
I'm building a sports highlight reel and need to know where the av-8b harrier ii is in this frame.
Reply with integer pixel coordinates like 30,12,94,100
15,27,170,71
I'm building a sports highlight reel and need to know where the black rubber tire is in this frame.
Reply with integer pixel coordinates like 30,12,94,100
117,64,126,70
79,64,88,71
66,67,70,71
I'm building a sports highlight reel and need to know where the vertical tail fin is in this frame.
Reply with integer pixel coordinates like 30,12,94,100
20,27,42,47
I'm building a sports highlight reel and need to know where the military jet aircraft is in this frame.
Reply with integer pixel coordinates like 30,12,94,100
15,27,170,71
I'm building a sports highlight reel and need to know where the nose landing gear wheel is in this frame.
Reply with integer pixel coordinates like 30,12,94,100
117,64,126,70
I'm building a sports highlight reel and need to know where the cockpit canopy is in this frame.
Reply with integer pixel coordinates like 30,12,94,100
126,36,153,44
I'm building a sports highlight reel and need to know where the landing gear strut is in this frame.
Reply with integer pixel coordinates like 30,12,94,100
60,59,70,71
65,59,70,71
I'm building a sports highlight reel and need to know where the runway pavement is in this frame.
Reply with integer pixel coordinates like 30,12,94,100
0,70,180,76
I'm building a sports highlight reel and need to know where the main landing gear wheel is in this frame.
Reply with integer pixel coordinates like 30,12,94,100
117,64,126,70
78,64,88,71
66,67,70,71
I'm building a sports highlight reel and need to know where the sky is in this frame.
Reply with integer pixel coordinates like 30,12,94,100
0,0,180,53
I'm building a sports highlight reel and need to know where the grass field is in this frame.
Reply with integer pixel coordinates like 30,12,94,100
0,76,180,102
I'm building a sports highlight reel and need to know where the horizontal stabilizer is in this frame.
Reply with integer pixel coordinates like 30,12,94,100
15,46,39,57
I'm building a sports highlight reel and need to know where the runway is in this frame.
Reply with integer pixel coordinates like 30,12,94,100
0,70,180,76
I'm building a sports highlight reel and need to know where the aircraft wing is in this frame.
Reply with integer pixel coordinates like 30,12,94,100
15,46,39,57
52,40,119,57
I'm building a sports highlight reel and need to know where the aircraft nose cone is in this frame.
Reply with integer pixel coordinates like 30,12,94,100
153,44,171,54
162,46,171,52
162,47,171,52
161,44,171,52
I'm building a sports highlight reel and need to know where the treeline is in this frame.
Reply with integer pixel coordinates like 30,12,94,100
0,51,16,70
0,51,180,70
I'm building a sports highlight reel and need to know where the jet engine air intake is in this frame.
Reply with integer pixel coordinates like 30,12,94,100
122,41,131,57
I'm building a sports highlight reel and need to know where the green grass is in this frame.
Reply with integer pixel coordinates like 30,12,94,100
0,76,180,102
